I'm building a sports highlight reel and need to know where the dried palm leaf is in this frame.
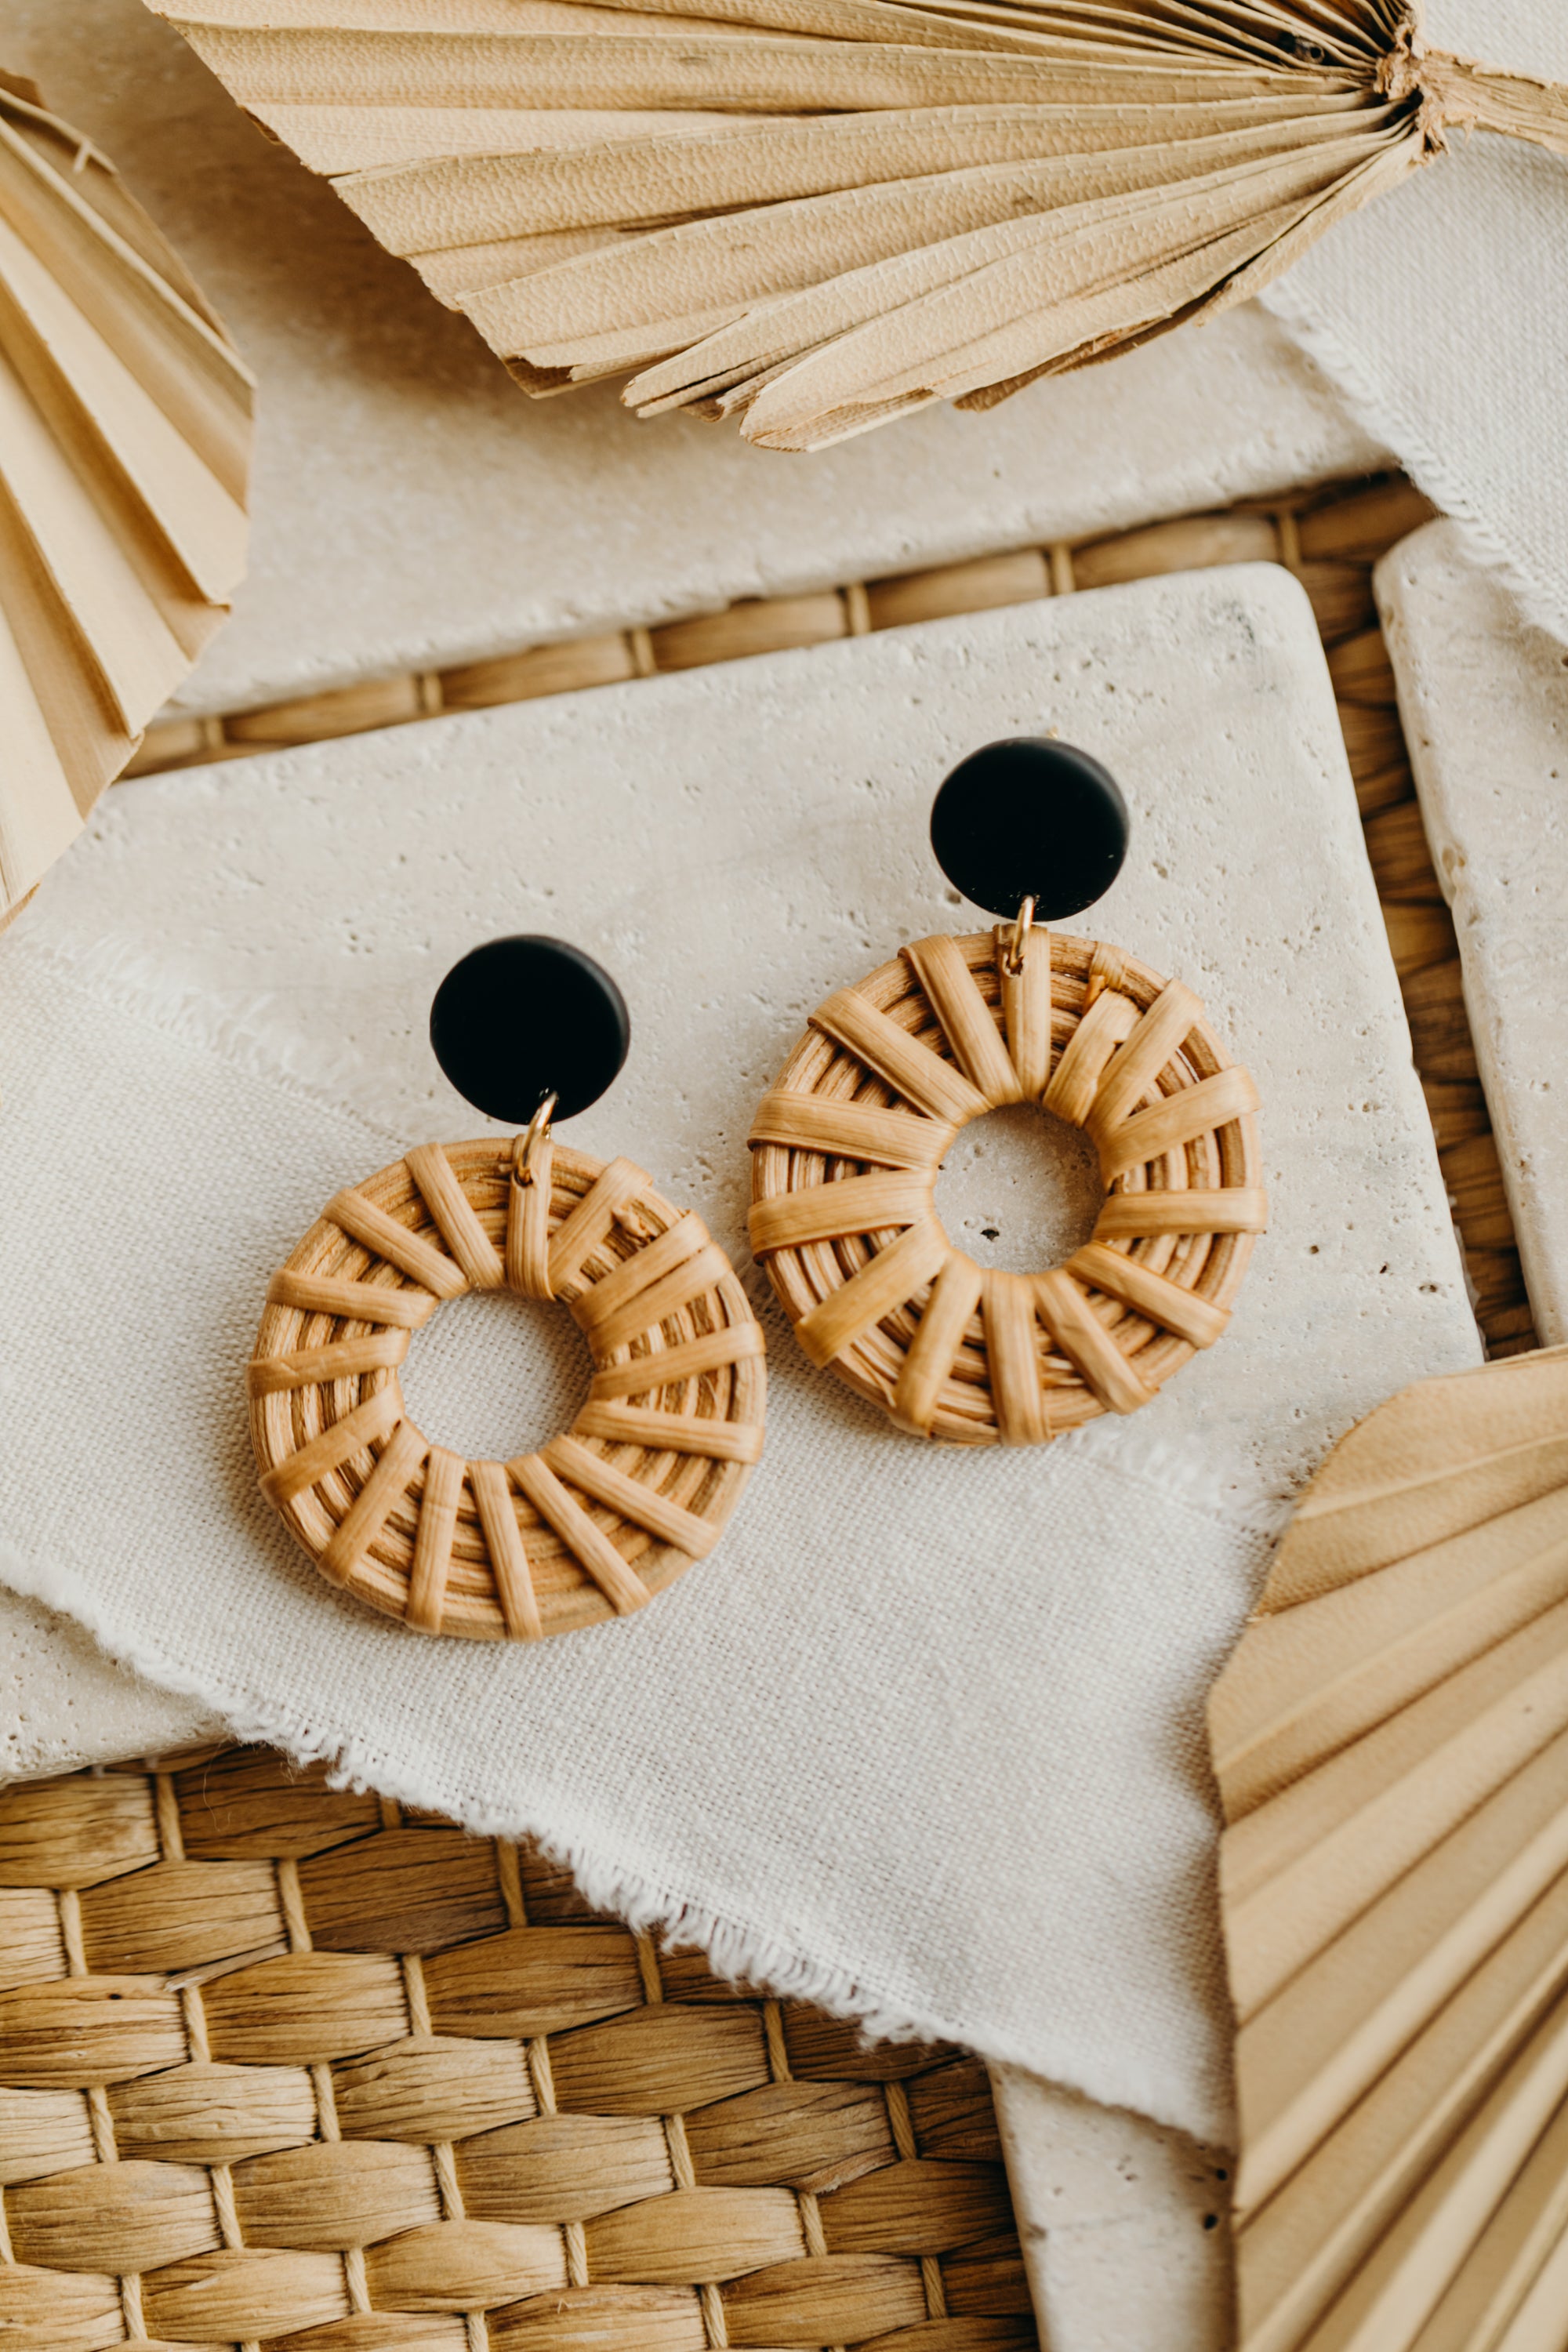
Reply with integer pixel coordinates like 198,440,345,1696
1211,1344,1568,2352
0,76,252,925
147,0,1563,450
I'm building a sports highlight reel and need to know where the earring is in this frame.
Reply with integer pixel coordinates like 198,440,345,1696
250,937,765,1639
748,742,1266,1446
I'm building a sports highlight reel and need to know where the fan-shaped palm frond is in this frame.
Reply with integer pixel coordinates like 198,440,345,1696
147,0,1564,448
0,77,252,922
1213,1345,1568,2351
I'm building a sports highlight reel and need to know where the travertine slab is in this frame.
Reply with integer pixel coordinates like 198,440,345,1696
995,2071,1232,2352
0,1593,217,1780
4,1,1384,717
16,566,1475,1491
0,572,1475,2037
1377,521,1568,1344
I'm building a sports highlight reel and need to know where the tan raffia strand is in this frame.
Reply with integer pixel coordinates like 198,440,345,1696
252,1137,765,1639
125,472,1537,1362
1210,1342,1568,2352
0,1743,1040,2349
140,1,1567,452
0,76,252,927
750,930,1265,1442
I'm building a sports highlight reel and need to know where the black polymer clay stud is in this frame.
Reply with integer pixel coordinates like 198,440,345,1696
429,934,631,1124
929,736,1130,923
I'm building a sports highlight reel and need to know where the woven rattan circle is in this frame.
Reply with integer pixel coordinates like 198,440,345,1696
250,1138,764,1639
748,927,1266,1445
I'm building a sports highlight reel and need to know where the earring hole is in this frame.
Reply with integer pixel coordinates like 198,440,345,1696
397,1289,592,1461
935,1103,1104,1275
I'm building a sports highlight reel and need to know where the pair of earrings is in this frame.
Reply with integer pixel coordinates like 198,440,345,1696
249,742,1266,1642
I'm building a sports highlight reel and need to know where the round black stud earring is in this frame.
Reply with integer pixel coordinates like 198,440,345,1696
428,933,630,1125
747,740,1266,1446
250,937,764,1639
929,737,1129,924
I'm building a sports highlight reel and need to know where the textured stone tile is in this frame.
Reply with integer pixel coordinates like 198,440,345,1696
1377,521,1568,1343
24,566,1476,1490
994,2068,1232,2352
0,1594,217,1782
5,1,1384,717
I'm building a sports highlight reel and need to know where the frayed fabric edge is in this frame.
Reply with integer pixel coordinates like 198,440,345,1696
1260,285,1568,650
0,936,1258,2147
1065,1415,1291,1534
0,1534,1239,2151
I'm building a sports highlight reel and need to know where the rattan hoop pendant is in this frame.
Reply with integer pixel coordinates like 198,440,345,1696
250,938,764,1639
749,742,1266,1444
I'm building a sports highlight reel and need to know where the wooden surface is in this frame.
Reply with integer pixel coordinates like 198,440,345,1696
0,1741,1037,2348
1210,1342,1568,2351
252,1139,764,1641
125,470,1533,1364
0,78,252,921
750,929,1264,1441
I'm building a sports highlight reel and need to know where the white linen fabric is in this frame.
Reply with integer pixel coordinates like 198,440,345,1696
0,576,1479,2146
1262,1,1568,644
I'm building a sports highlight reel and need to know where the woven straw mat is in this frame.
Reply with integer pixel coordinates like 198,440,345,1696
0,1744,1038,2350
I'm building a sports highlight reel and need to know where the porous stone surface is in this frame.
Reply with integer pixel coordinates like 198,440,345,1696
5,1,1384,716
1426,0,1568,81
995,2069,1232,2352
0,1594,217,1781
5,568,1475,1779
22,564,1476,1487
1377,520,1568,1344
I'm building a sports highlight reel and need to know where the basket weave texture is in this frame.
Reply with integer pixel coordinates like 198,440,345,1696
251,1141,764,1642
0,1745,1037,2350
750,929,1263,1443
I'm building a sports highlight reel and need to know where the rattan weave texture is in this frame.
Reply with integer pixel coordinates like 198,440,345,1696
251,1141,764,1640
0,1745,1036,2350
750,930,1263,1443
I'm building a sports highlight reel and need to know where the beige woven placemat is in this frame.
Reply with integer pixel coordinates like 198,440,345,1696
0,1742,1040,2350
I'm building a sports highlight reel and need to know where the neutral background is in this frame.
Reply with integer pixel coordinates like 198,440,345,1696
0,570,1479,2151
